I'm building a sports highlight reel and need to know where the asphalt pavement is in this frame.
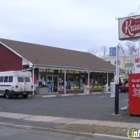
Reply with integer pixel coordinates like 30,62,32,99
0,93,139,139
0,92,139,123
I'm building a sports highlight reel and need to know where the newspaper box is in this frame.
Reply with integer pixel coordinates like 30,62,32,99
129,74,140,115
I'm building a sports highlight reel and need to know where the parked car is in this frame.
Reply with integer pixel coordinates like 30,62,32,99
119,82,129,92
119,86,129,92
0,71,33,99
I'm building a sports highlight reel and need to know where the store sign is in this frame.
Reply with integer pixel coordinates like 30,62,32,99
118,15,140,40
135,57,140,73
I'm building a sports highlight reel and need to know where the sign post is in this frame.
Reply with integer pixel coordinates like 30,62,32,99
117,15,140,114
114,46,120,114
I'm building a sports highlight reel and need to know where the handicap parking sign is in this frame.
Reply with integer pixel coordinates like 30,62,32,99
109,47,116,56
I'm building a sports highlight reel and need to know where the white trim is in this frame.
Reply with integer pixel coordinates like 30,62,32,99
0,41,33,67
33,64,121,73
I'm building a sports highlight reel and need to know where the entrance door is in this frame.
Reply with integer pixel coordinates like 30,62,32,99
47,75,58,93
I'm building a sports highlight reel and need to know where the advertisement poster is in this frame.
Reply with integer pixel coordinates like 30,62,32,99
129,74,140,115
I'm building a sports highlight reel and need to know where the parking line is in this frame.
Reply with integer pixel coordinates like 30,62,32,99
42,95,56,98
61,94,74,97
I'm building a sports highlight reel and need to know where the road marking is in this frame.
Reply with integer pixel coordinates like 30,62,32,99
61,94,74,96
42,95,56,98
78,94,87,95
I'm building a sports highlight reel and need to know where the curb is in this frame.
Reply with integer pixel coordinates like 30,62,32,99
41,92,111,98
0,122,128,139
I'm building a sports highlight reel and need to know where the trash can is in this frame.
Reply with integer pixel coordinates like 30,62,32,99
84,85,89,94
110,82,115,98
102,85,107,93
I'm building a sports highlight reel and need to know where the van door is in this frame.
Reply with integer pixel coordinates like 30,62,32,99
24,77,32,92
16,77,24,92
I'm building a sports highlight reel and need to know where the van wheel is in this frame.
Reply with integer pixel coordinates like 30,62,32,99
22,94,28,99
5,91,11,99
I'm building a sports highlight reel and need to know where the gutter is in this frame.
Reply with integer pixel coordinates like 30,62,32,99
32,64,125,73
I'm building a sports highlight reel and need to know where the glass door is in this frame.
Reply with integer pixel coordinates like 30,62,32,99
47,75,58,93
47,76,53,93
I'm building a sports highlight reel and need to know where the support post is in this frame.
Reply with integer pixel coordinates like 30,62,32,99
32,66,34,96
88,71,90,94
64,70,66,94
88,72,90,86
106,73,108,92
114,46,120,114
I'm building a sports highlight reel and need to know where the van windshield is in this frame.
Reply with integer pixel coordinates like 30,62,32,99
25,77,30,82
18,77,24,82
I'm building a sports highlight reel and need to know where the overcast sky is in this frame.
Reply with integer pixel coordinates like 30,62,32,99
0,0,140,52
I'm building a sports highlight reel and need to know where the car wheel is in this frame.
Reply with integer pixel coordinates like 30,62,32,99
5,91,11,99
22,94,28,99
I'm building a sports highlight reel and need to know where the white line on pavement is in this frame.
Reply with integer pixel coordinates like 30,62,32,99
61,94,74,96
42,95,56,98
78,94,87,95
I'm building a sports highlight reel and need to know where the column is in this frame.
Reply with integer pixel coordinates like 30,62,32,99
64,70,66,94
88,71,90,94
32,66,34,95
106,73,108,92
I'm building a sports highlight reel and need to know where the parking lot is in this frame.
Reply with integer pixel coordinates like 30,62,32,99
0,93,140,123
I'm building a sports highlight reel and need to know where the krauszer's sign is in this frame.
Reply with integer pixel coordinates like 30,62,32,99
135,57,140,73
118,15,140,40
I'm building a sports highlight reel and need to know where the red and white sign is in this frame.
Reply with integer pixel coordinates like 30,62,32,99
134,57,140,73
118,15,140,40
129,74,140,115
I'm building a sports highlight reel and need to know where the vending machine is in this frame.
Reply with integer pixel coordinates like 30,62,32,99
129,73,140,115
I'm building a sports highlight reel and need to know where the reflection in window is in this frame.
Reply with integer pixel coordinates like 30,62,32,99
9,76,13,82
4,77,8,82
25,77,30,82
0,77,3,82
18,77,24,82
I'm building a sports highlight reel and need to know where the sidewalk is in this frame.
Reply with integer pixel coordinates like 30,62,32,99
0,111,138,128
0,111,139,137
33,92,111,98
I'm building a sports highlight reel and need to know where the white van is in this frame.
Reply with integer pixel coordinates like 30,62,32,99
0,71,33,99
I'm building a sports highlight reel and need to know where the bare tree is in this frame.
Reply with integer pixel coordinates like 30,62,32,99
88,46,99,56
100,46,108,56
88,46,108,56
88,41,138,57
118,44,126,55
125,41,138,55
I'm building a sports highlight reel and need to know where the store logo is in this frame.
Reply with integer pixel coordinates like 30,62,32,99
127,128,140,139
122,18,140,37
133,88,140,98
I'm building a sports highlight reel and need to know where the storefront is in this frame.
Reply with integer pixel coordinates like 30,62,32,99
33,68,114,94
0,38,123,95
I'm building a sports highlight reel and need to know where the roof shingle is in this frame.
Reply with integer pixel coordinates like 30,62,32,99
0,38,119,72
